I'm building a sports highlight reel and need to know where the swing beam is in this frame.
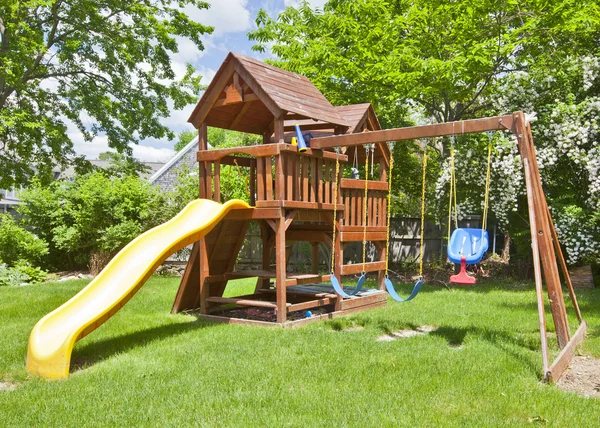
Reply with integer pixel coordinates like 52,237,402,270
311,111,586,383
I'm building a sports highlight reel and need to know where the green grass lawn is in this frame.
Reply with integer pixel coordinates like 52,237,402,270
1,276,599,427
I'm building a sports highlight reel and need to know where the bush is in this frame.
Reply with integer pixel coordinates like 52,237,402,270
0,262,47,286
18,171,169,271
0,214,48,266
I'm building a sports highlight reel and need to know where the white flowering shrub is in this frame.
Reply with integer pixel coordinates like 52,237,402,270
435,133,523,228
492,54,600,265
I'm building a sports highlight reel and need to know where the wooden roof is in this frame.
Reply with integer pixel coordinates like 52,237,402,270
187,52,389,166
188,52,350,134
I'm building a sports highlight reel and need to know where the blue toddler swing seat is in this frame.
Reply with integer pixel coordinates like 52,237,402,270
447,228,488,284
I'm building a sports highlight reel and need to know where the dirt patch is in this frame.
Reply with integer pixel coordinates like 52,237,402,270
343,326,365,332
377,325,438,342
557,355,600,398
0,382,17,392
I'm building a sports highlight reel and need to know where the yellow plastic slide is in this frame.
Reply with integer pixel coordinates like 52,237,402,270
27,199,249,379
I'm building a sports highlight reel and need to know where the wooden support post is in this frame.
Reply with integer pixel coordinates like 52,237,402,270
375,242,386,291
255,222,272,292
275,216,287,323
515,112,570,348
198,123,208,199
523,158,550,376
198,238,210,314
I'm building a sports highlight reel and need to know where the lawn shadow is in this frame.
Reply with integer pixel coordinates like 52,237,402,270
431,324,541,375
70,318,212,374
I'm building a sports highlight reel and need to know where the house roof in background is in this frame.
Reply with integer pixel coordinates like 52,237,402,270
148,136,199,184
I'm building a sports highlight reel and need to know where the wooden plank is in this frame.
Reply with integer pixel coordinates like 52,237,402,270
206,296,286,309
340,232,388,242
523,157,550,376
292,154,299,201
265,155,274,200
205,161,212,200
249,160,256,206
341,261,386,275
368,191,374,226
256,157,265,201
316,157,323,202
198,238,210,314
171,242,201,313
339,291,387,310
311,114,516,149
189,61,235,127
287,297,336,313
307,157,315,202
515,113,570,348
233,60,282,117
214,161,221,203
275,216,287,323
255,200,344,211
324,160,330,204
229,101,255,129
285,274,332,287
340,226,388,233
214,93,260,108
547,321,588,382
285,152,293,200
197,144,280,162
302,156,309,202
279,145,348,162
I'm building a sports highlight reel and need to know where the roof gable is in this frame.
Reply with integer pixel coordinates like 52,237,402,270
188,52,350,134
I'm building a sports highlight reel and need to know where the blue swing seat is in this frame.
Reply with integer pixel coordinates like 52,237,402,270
447,228,489,264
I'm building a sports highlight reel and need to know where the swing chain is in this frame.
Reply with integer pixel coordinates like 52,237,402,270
362,144,370,274
330,147,341,275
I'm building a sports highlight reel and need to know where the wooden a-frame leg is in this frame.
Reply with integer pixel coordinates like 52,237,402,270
275,217,287,323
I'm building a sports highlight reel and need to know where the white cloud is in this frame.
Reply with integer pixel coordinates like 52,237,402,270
284,0,328,8
187,0,251,36
131,145,175,162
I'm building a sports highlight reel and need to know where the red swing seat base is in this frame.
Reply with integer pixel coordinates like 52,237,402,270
450,256,477,285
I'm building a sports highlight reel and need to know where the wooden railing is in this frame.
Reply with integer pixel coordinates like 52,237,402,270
197,144,348,209
340,179,388,228
256,151,341,206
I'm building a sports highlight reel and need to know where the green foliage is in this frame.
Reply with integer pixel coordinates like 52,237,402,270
0,261,46,286
0,214,48,266
250,0,591,126
97,152,151,177
0,0,213,189
18,172,168,269
208,127,260,148
174,129,197,151
0,263,29,286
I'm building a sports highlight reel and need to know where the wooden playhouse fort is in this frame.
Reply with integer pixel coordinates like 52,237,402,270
170,53,586,382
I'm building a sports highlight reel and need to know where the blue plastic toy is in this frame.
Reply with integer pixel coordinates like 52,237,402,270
447,228,489,284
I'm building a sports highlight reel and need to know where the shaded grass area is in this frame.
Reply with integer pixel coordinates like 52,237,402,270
1,277,600,427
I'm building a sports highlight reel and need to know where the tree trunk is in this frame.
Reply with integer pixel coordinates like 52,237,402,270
501,231,511,262
89,250,115,276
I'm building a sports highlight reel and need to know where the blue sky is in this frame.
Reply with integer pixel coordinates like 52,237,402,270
73,0,327,162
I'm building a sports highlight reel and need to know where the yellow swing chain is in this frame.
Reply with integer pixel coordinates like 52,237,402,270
362,144,370,274
384,148,394,277
482,139,493,231
330,149,341,274
447,144,458,243
419,147,428,278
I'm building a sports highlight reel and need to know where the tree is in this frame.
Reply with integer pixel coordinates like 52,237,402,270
174,129,197,151
97,151,150,177
0,213,48,266
0,0,213,189
250,0,598,128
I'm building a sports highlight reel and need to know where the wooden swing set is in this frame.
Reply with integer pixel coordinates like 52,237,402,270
172,53,585,382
